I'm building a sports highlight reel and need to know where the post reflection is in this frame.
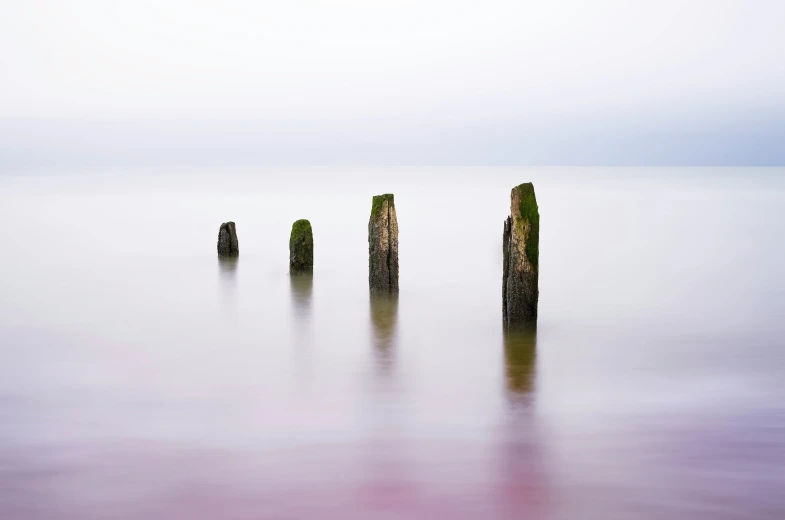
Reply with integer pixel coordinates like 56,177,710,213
369,294,398,373
217,255,238,278
503,328,537,402
497,328,547,517
217,256,238,312
289,272,313,321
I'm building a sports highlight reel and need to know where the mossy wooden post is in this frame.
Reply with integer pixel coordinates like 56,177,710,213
502,183,539,327
217,221,239,257
289,219,314,273
368,194,399,294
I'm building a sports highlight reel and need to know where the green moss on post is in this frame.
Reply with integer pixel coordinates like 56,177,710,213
289,219,314,273
503,183,539,328
371,194,395,219
515,182,539,271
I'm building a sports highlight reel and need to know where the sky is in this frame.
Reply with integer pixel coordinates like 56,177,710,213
1,0,784,167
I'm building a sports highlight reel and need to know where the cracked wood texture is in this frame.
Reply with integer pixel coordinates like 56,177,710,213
368,194,399,295
503,183,539,328
217,221,239,257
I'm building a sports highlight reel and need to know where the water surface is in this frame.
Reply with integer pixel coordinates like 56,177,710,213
0,167,783,519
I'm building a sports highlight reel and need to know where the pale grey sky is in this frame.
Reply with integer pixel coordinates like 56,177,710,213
1,0,784,166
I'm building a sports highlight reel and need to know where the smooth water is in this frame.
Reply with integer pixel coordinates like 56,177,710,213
0,167,783,519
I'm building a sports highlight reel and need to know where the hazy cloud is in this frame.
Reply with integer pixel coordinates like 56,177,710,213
1,0,783,166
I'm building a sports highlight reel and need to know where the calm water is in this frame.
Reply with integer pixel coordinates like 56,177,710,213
0,167,783,519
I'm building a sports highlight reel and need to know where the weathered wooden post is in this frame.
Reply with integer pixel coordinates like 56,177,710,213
289,219,314,273
368,194,399,294
502,183,539,327
217,221,239,257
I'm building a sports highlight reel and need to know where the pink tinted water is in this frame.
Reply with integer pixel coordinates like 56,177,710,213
0,168,783,519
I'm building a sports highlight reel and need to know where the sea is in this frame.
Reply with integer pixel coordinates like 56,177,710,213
0,167,783,519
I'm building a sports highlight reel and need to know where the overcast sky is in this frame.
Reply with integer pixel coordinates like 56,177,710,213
1,0,784,166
